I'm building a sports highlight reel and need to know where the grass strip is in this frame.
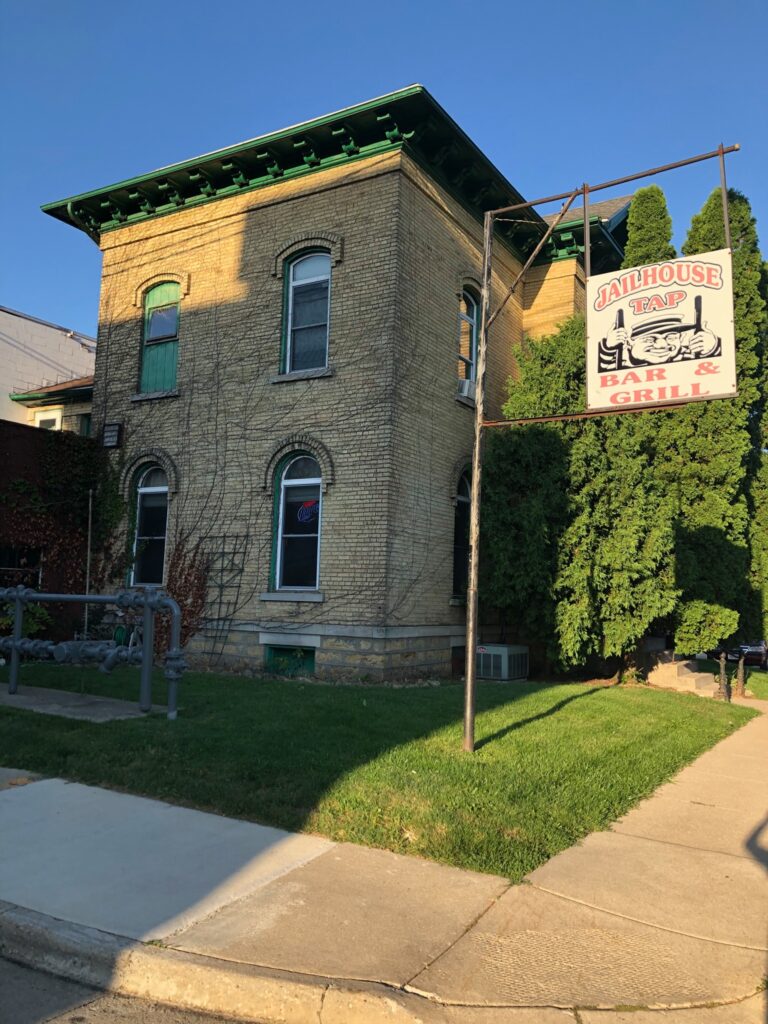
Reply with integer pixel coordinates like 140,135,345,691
0,664,755,880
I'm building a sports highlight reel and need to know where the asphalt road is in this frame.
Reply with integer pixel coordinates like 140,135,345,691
0,957,245,1024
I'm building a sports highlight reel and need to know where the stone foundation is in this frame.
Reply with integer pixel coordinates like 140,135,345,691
187,621,466,681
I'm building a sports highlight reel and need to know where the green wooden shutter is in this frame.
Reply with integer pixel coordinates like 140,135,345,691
141,283,180,392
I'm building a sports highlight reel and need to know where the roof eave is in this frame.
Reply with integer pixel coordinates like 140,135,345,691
41,86,544,255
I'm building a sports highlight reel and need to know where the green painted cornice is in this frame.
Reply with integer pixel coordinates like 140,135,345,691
540,218,626,273
42,86,545,257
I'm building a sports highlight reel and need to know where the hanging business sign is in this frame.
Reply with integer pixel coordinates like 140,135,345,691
586,249,736,411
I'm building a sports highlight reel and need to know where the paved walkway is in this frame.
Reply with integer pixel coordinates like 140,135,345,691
0,701,766,1023
0,684,166,721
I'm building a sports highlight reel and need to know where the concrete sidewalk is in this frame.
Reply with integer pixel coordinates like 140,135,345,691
0,702,766,1023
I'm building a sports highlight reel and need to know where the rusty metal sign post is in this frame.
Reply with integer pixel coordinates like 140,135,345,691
463,143,740,753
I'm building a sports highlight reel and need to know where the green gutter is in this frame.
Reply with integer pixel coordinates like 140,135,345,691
10,385,93,406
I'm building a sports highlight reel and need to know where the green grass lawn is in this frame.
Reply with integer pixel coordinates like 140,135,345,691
0,663,756,880
746,669,768,700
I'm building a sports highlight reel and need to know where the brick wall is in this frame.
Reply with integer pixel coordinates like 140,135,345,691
92,149,582,677
523,259,585,340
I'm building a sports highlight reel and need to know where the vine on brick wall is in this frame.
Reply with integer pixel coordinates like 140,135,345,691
154,535,211,659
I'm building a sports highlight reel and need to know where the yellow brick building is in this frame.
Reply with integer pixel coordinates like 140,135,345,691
43,86,629,678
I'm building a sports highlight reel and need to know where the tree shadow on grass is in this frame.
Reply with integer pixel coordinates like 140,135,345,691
475,686,601,750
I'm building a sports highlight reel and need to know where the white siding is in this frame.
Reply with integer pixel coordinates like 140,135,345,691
0,307,95,423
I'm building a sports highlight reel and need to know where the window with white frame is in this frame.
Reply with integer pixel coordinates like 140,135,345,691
453,470,471,597
285,252,331,372
276,455,322,589
132,466,168,585
458,290,479,382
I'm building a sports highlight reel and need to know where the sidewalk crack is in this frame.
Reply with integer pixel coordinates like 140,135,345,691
402,881,512,988
611,827,758,860
317,982,329,1022
530,883,768,951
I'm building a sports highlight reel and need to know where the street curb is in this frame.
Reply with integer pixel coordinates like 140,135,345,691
0,902,575,1023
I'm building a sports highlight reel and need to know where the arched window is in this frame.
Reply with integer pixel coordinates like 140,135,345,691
285,252,331,372
453,470,471,598
132,466,168,585
141,282,180,393
276,455,322,589
458,290,479,382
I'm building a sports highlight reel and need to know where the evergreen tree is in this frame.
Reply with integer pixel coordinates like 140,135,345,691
621,185,676,268
482,187,767,667
481,320,580,653
657,189,767,642
493,315,677,668
548,186,681,666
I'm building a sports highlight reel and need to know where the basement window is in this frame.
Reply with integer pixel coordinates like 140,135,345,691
265,645,316,677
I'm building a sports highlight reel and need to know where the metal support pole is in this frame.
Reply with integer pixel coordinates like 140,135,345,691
718,144,732,252
464,193,580,753
464,211,494,753
161,594,184,721
582,183,591,279
736,656,746,698
83,488,93,640
139,591,155,713
718,652,728,701
489,144,739,218
488,191,580,329
8,589,24,694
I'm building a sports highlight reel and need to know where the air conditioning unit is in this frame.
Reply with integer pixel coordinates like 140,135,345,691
457,378,476,401
476,644,529,681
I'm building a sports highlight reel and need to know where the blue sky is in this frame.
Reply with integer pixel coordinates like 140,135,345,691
2,0,765,337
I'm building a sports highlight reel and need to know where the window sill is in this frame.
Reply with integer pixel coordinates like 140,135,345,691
259,590,325,603
131,390,179,403
270,367,333,384
455,394,476,410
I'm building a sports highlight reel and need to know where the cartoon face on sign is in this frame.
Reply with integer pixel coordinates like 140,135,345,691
586,250,735,412
598,296,721,373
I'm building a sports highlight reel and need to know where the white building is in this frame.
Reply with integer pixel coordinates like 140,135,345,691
1,306,96,424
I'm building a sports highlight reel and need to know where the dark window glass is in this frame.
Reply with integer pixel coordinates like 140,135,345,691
146,304,179,342
38,418,57,430
279,474,320,588
0,545,42,588
281,536,319,587
138,492,168,537
288,254,330,372
135,539,165,585
458,291,479,381
134,467,168,585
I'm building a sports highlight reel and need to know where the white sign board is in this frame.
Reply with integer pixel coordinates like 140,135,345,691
586,249,736,411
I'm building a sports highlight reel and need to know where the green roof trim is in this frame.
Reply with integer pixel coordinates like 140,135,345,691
540,218,626,274
10,382,94,407
42,86,545,258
